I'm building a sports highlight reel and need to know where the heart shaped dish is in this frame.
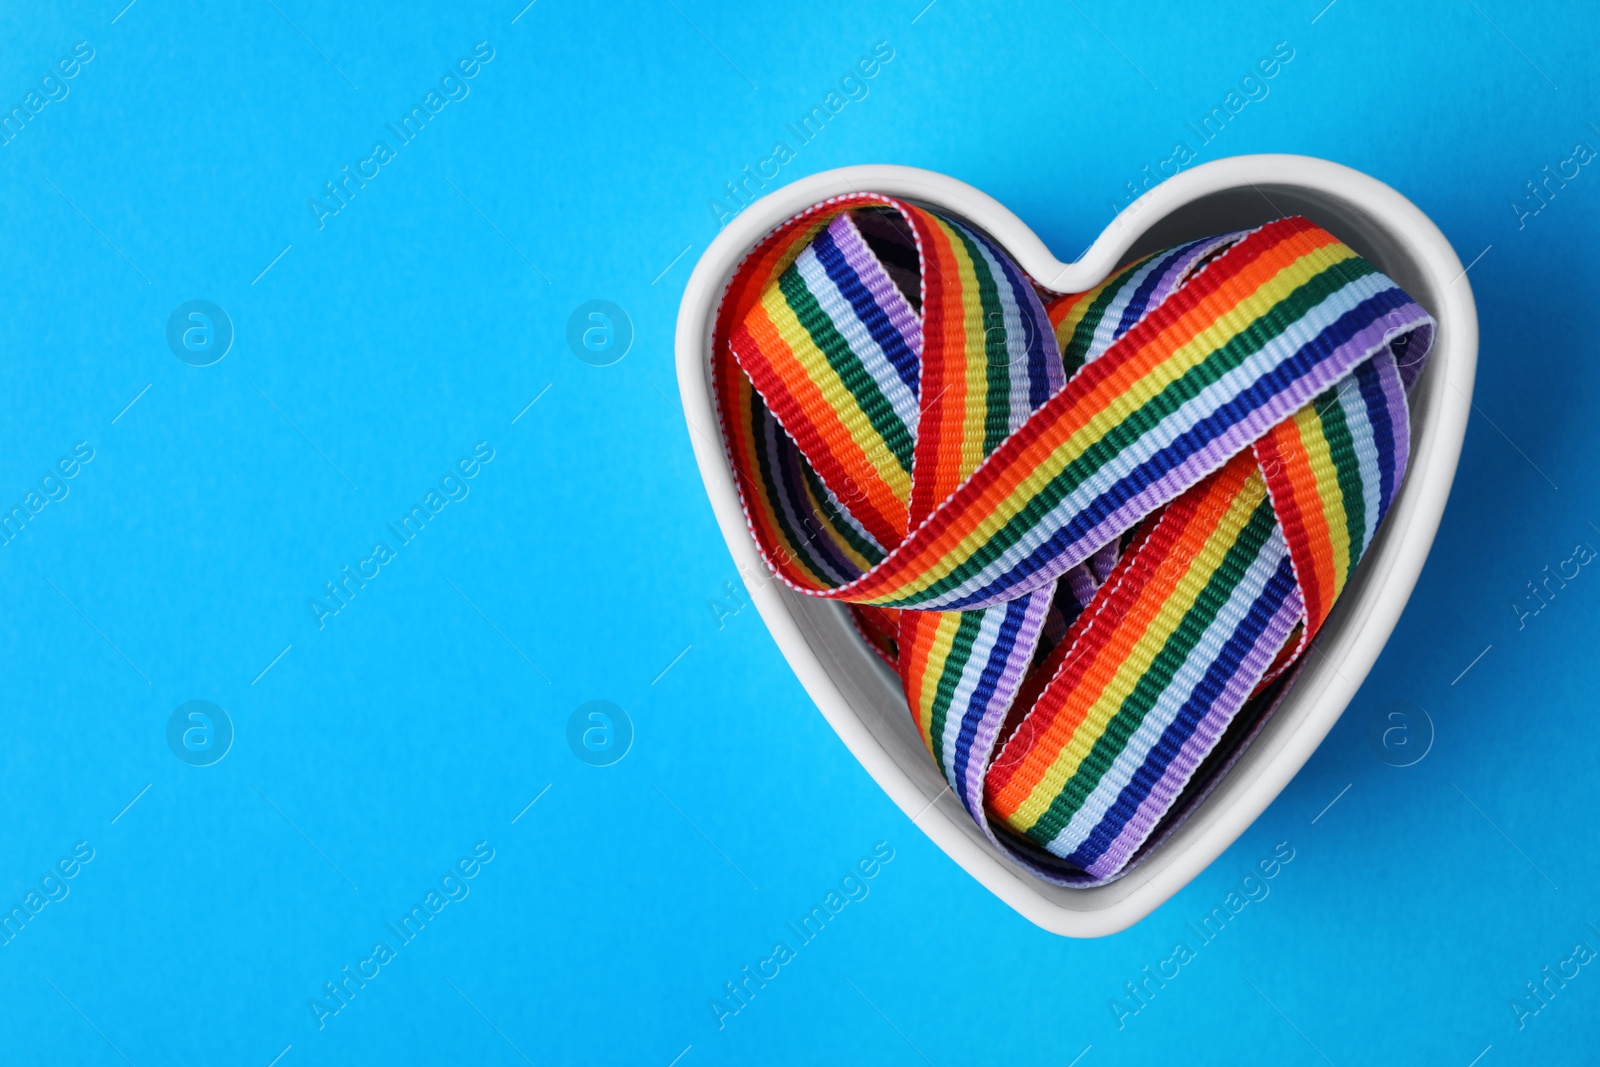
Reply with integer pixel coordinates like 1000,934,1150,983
674,156,1477,936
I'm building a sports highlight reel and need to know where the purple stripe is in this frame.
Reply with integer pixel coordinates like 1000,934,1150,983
830,213,924,393
958,588,1052,817
1073,556,1302,876
1393,322,1433,391
969,226,1064,414
1112,240,1214,341
763,407,862,584
1376,349,1412,508
949,594,1047,817
1067,562,1098,607
933,295,1435,611
1090,541,1120,584
1151,233,1246,305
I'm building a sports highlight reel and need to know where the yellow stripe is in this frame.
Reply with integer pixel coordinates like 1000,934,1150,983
1051,263,1136,348
1008,472,1269,831
797,463,875,574
951,225,990,483
1296,404,1353,591
759,285,913,502
914,611,967,743
869,243,1361,605
737,386,832,589
1051,293,1097,349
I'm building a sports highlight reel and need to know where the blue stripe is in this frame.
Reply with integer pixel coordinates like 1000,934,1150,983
975,228,1058,413
762,406,862,584
1066,553,1298,868
927,286,1418,610
1353,355,1399,516
1112,243,1199,341
950,596,1033,818
812,225,921,396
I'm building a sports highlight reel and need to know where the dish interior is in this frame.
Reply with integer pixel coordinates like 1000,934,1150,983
712,180,1442,907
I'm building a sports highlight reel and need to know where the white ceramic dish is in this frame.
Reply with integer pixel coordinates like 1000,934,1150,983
674,156,1477,937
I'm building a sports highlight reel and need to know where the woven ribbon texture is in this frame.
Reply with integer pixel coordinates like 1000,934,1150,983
712,194,1435,884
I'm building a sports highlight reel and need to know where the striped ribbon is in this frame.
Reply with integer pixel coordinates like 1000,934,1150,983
711,193,1434,884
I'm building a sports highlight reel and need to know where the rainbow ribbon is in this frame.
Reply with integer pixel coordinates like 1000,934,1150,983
712,193,1433,883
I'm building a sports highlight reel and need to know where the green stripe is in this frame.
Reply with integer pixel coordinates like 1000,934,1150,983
1316,381,1367,582
950,226,1015,457
890,258,1375,604
1023,496,1280,844
882,258,1381,607
779,265,915,475
749,393,842,585
1060,254,1157,376
799,459,885,567
926,609,987,777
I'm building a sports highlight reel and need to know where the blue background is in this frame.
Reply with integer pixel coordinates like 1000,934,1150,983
0,0,1595,1063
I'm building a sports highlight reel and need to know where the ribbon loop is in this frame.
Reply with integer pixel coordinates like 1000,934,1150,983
713,194,1434,883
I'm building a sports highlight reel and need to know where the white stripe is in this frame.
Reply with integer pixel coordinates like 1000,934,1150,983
964,233,1060,432
1081,256,1166,362
935,604,1011,778
910,271,1406,607
794,242,922,437
923,273,1405,605
1074,235,1242,370
1042,524,1290,856
1154,233,1246,308
831,211,924,361
1334,370,1385,553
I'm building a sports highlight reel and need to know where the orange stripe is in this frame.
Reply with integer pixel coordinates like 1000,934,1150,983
1047,289,1094,329
896,609,943,735
1263,418,1334,628
735,309,907,545
846,224,1336,600
986,456,1254,816
724,371,830,588
907,213,972,523
722,211,851,329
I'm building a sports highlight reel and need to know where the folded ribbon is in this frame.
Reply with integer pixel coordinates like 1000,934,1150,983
712,193,1434,883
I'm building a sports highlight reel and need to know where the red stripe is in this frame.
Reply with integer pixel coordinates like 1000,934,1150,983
841,219,1327,601
985,453,1256,814
1254,423,1328,632
730,314,906,548
905,208,966,526
716,359,801,583
983,488,1200,801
